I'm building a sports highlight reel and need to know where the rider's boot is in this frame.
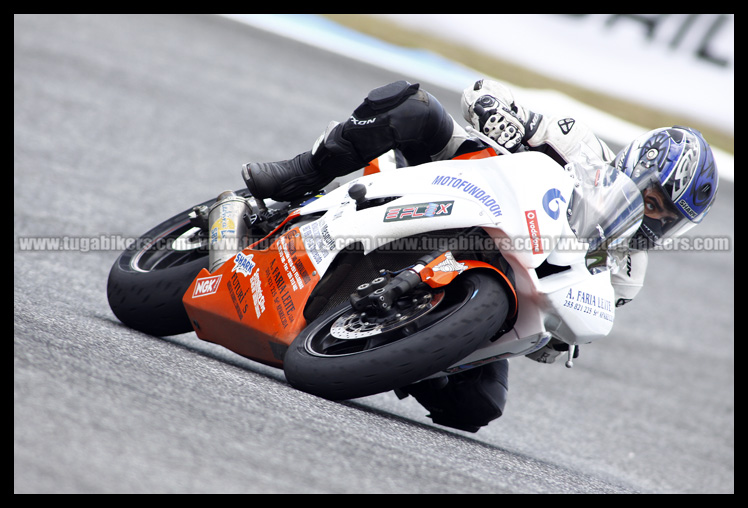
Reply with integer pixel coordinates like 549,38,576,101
398,360,509,433
243,121,368,202
243,80,447,202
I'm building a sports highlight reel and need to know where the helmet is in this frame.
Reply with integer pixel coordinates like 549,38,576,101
613,126,719,248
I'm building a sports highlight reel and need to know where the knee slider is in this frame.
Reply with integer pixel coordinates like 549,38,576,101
351,83,453,165
354,80,421,118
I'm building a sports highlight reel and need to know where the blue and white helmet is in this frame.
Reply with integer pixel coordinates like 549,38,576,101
613,126,719,247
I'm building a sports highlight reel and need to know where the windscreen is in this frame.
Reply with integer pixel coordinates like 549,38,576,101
566,161,644,254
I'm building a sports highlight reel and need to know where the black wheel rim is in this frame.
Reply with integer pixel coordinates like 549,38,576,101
304,278,476,358
129,219,208,273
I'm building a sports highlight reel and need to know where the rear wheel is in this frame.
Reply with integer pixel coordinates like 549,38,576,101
107,209,211,336
283,270,510,400
106,190,251,336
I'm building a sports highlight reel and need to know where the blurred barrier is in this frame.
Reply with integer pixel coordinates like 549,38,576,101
376,14,734,136
221,14,733,182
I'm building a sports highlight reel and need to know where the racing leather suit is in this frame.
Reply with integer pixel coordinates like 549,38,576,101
287,80,647,309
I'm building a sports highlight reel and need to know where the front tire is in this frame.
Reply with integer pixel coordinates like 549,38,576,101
283,270,510,400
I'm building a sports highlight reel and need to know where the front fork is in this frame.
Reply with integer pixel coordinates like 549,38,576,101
349,250,513,316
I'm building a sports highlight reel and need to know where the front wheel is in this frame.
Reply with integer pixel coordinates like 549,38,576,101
283,270,510,400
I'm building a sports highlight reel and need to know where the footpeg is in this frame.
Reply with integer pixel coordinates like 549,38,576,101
565,344,577,368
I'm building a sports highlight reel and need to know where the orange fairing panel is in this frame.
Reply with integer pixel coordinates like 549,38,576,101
183,227,320,368
363,158,380,175
453,147,497,160
419,252,518,319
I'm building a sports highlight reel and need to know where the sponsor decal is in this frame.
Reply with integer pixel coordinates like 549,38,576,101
300,218,334,268
524,210,544,255
431,176,502,217
266,259,295,329
278,234,309,291
209,203,238,244
678,198,698,219
526,112,542,138
542,188,566,220
192,274,222,298
264,231,314,328
231,252,256,277
433,251,467,274
227,272,248,320
558,118,575,135
562,288,614,322
616,298,632,307
249,269,266,318
383,201,454,222
349,116,376,126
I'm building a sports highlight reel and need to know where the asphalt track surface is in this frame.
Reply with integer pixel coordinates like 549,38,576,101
14,15,734,493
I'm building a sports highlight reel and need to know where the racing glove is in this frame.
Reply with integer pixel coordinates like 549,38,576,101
461,79,529,151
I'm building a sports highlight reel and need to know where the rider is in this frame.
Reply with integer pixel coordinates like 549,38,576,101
243,79,719,432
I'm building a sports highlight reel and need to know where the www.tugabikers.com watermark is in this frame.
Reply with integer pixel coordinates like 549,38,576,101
15,233,733,254
17,235,142,253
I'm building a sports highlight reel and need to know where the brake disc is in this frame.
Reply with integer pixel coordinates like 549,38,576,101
330,290,444,339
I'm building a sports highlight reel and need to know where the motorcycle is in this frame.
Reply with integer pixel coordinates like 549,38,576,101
107,146,644,401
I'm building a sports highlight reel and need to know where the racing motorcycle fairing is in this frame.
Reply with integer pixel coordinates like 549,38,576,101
183,226,320,368
182,150,632,373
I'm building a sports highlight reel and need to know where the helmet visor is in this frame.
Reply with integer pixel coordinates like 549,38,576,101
632,164,699,245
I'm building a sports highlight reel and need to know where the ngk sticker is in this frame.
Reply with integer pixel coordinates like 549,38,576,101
193,274,222,298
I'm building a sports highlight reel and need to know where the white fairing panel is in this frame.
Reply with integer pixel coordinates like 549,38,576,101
296,152,621,370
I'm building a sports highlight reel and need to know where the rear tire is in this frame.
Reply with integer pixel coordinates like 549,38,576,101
283,270,510,400
106,194,233,336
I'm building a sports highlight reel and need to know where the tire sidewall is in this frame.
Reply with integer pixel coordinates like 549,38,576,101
283,270,509,400
106,205,211,336
107,253,207,336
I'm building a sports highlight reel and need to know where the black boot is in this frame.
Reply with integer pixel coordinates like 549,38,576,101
243,122,372,202
398,360,509,433
242,151,333,202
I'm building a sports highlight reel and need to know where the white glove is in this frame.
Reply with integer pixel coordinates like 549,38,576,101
461,79,527,151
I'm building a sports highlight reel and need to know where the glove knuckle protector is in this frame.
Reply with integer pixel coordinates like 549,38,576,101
461,79,527,151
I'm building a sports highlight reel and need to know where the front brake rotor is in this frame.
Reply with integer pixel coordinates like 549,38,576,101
330,290,444,339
